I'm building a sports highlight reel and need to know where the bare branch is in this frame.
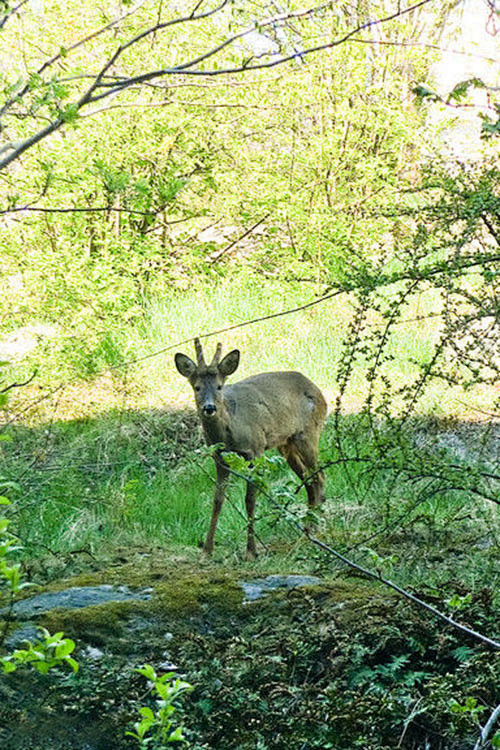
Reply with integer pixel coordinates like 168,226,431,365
0,0,229,168
304,527,500,650
474,703,500,750
0,0,433,170
351,36,500,66
88,0,432,101
0,370,37,393
0,0,151,119
0,0,30,31
0,117,67,167
76,0,231,109
0,204,160,216
209,213,271,265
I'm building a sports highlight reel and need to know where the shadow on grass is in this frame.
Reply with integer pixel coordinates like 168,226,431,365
1,406,499,592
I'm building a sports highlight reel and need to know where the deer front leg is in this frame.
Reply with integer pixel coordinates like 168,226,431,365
203,457,230,556
244,481,258,561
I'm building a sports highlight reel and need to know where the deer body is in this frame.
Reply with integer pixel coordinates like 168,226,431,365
175,340,327,559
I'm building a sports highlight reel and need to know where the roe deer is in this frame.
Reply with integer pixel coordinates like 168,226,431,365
175,339,327,559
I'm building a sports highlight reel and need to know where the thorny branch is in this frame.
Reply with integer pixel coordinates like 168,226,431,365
227,466,500,651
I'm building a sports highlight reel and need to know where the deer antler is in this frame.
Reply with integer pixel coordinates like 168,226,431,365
210,343,222,367
194,338,206,367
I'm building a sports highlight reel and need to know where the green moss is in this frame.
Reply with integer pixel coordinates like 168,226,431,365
151,571,243,616
30,559,393,645
27,563,244,649
2,559,497,750
41,600,146,643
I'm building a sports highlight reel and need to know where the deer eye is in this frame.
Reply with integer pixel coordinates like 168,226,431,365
217,386,222,391
195,386,201,392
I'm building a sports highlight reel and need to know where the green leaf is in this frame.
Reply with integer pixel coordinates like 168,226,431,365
60,103,79,123
66,657,79,673
135,717,153,738
136,664,157,681
55,638,76,658
0,658,17,674
168,726,185,742
139,707,155,721
34,662,51,674
412,84,440,103
448,77,485,101
0,480,20,491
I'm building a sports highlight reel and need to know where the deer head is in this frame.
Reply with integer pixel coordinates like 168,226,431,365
175,338,240,418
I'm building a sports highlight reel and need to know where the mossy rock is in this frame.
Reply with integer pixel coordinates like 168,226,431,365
2,558,497,750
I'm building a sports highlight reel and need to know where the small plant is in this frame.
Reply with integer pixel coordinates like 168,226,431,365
0,494,79,675
445,593,473,612
1,373,79,677
127,664,193,747
1,627,78,674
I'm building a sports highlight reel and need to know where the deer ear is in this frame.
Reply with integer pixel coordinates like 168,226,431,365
218,349,240,378
175,353,197,379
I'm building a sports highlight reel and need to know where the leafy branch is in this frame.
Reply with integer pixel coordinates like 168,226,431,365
0,0,433,170
225,459,500,651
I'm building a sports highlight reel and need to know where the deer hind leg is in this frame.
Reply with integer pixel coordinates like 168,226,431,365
244,481,258,561
284,435,325,509
280,443,306,480
297,434,325,508
203,456,230,556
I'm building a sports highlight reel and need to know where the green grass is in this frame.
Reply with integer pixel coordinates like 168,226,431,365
4,275,453,415
2,401,498,604
1,278,498,604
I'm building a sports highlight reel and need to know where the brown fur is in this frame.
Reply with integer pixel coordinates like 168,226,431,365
175,340,327,558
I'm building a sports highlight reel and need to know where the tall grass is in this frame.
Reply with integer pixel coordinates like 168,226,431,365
2,278,497,592
3,400,497,596
4,276,458,421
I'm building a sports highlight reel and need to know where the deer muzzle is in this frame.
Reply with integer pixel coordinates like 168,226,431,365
203,404,217,417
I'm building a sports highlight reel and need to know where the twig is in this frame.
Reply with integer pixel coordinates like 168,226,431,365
474,702,500,750
0,370,37,393
209,213,271,264
227,467,500,651
0,205,160,216
0,0,29,31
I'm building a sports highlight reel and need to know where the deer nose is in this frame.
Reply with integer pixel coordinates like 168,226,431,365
203,404,217,416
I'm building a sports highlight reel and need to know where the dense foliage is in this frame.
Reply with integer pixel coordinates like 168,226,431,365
1,567,498,749
1,1,499,748
0,0,436,378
